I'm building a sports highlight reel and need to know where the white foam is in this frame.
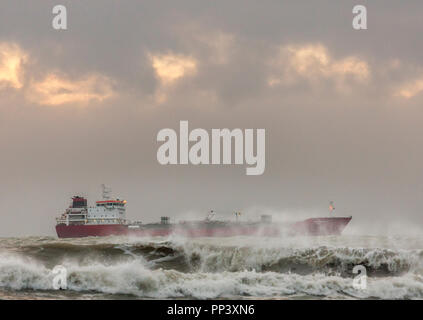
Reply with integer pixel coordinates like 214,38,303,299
0,250,422,299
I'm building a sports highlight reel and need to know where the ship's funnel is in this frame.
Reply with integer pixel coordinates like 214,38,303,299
72,196,87,208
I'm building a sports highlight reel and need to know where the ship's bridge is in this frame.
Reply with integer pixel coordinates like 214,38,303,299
83,199,127,224
95,200,126,207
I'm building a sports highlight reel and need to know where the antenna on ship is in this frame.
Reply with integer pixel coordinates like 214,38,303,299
234,211,241,222
102,184,112,200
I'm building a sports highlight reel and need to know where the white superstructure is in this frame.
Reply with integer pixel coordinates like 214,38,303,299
56,186,127,226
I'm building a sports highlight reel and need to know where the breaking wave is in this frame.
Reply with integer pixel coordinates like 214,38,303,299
0,235,422,299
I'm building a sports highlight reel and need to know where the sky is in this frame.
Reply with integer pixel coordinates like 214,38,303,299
0,1,422,236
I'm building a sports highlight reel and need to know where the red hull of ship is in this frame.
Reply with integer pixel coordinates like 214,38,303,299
56,217,352,238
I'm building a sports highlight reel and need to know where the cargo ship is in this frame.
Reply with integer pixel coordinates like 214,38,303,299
55,186,352,238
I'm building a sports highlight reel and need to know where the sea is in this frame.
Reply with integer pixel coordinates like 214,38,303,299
0,234,422,300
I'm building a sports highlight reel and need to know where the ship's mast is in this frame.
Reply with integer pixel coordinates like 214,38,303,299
102,184,112,200
234,211,241,222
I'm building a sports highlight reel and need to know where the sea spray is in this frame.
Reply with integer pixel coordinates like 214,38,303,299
0,235,422,299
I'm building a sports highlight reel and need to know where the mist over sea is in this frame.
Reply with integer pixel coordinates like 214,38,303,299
0,234,422,300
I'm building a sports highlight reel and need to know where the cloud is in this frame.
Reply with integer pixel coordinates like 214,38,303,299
171,22,236,66
197,32,234,65
0,42,115,106
182,29,235,65
395,77,423,99
0,42,28,89
149,52,197,85
27,73,114,106
268,44,370,90
148,52,197,103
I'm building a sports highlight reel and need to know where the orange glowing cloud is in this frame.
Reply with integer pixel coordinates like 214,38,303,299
148,52,197,104
150,53,197,85
268,44,370,89
395,77,423,99
28,73,114,106
0,42,28,89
